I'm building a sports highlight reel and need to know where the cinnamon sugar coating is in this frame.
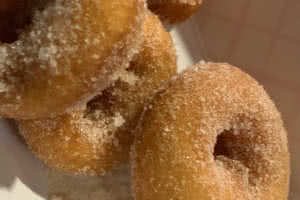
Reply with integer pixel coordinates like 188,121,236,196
18,13,177,175
148,0,203,23
0,0,145,119
132,62,290,200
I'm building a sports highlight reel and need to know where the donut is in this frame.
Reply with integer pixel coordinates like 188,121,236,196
132,62,290,200
18,12,177,175
148,0,203,23
0,0,145,119
0,0,32,43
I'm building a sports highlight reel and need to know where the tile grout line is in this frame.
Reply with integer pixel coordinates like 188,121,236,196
203,0,251,60
198,12,212,61
198,14,232,62
209,13,300,45
264,0,292,70
196,0,212,61
226,0,252,60
200,0,300,91
256,70,300,92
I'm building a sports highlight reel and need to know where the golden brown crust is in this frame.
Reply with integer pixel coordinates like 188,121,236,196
132,62,290,200
148,0,203,23
18,12,177,175
0,0,146,119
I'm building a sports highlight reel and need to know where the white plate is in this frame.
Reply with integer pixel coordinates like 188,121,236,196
0,119,47,200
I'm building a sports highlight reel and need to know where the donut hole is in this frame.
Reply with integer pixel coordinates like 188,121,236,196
214,130,235,159
0,3,30,43
0,14,24,43
213,129,250,164
0,0,46,43
213,127,262,187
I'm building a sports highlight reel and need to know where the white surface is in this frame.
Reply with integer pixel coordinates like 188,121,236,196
0,14,204,199
0,120,47,200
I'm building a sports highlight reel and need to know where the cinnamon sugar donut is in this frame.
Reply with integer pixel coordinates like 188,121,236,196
133,62,290,200
18,13,177,175
0,0,145,119
148,0,203,23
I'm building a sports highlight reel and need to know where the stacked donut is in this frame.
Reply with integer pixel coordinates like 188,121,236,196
0,0,289,200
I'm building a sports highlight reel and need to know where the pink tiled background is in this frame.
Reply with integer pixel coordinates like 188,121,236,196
187,0,300,199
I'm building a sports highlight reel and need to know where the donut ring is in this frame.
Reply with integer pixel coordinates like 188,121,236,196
18,12,177,175
148,0,203,23
133,62,290,200
0,0,145,119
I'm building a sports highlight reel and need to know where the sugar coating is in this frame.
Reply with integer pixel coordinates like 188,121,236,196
18,12,177,176
132,62,290,200
148,0,203,23
0,0,145,119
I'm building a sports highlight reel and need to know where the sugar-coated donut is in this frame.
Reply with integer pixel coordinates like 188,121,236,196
132,62,290,200
18,12,177,175
148,0,203,23
0,0,145,119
